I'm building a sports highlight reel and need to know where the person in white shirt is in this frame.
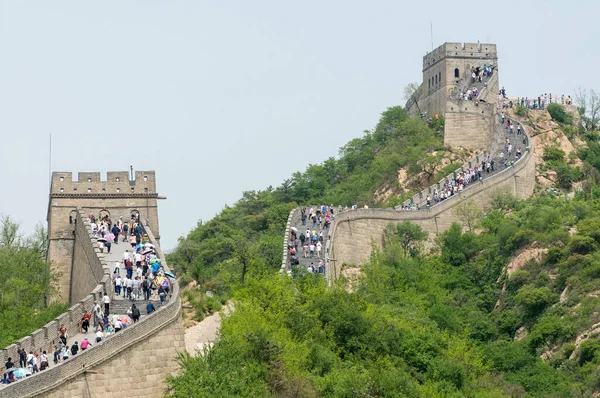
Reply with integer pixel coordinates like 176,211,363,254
103,293,110,316
115,276,123,297
122,251,131,263
95,327,104,343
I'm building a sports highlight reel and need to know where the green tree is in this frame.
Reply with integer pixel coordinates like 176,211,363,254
383,221,428,257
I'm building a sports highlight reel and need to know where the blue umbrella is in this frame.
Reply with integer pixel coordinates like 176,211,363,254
13,368,31,378
164,271,176,279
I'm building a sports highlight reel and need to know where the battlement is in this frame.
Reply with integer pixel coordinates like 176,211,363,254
423,42,497,71
50,170,157,194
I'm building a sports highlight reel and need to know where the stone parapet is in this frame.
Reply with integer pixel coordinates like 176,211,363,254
0,216,182,398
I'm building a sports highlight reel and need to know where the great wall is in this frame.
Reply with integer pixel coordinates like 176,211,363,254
281,42,537,282
0,173,184,397
1,41,538,397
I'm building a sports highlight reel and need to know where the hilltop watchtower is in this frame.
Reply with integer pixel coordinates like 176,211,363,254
408,42,499,150
47,170,164,302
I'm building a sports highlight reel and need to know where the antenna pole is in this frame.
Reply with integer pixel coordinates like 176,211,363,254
430,21,434,51
49,134,52,190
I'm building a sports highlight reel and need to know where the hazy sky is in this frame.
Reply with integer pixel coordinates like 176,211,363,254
1,1,598,249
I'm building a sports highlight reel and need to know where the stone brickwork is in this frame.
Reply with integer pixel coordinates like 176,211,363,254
325,125,535,277
48,171,162,302
1,188,183,397
407,42,500,151
444,101,495,150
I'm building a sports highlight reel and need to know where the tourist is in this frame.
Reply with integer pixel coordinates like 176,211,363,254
81,311,91,333
80,338,91,351
93,301,102,328
146,301,156,314
59,324,68,345
95,327,104,343
131,304,141,323
40,351,49,371
103,292,110,316
71,341,79,356
18,347,26,368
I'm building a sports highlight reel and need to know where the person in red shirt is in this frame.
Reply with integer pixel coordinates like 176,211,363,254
81,311,91,333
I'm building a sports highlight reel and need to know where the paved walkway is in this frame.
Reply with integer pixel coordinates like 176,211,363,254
47,221,160,367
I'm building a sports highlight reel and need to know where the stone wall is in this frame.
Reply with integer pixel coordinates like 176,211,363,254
0,215,183,398
444,101,495,150
280,208,298,274
48,170,162,302
70,212,111,303
0,209,109,384
326,124,535,274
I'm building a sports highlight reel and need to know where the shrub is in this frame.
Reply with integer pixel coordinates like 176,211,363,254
543,146,566,162
568,235,599,255
514,105,529,117
547,103,573,125
515,286,556,318
579,339,600,365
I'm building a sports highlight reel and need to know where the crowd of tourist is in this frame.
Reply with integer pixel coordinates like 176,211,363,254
1,212,170,386
516,94,573,110
288,206,334,274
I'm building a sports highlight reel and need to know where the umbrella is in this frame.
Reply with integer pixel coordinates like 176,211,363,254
149,258,161,264
136,244,144,250
96,238,107,243
13,368,31,378
105,233,115,242
164,271,176,279
142,249,154,255
290,227,298,232
5,368,17,373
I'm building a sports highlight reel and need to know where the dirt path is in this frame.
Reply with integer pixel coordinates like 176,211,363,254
184,303,232,355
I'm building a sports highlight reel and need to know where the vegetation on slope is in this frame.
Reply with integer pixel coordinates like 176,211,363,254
169,107,447,318
0,216,67,347
166,101,600,396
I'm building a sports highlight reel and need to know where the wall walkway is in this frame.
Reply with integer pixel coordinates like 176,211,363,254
0,209,183,398
280,114,536,285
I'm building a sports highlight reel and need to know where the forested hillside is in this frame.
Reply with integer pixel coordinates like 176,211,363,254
167,103,600,396
168,107,447,316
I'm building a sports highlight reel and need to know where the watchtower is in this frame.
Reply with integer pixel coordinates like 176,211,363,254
47,170,164,302
409,42,499,150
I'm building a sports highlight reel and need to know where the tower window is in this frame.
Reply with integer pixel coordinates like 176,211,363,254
143,176,148,182
87,188,92,193
116,188,121,193
60,188,64,193
59,176,64,182
116,177,120,182
454,68,459,78
87,178,92,182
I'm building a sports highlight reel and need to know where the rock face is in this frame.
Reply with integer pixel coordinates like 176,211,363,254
519,110,584,188
506,246,549,277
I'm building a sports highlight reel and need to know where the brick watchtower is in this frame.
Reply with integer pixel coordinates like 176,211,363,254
408,42,499,150
47,170,164,302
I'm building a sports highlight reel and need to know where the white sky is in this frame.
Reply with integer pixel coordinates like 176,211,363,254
1,1,599,249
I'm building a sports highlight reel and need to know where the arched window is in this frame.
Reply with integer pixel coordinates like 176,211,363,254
428,78,431,90
99,209,110,220
130,210,140,221
439,72,442,86
69,210,77,224
454,68,459,78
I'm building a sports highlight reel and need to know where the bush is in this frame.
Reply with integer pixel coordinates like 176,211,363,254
514,105,529,117
579,339,600,365
547,103,573,125
543,146,566,162
515,286,556,318
568,235,599,255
